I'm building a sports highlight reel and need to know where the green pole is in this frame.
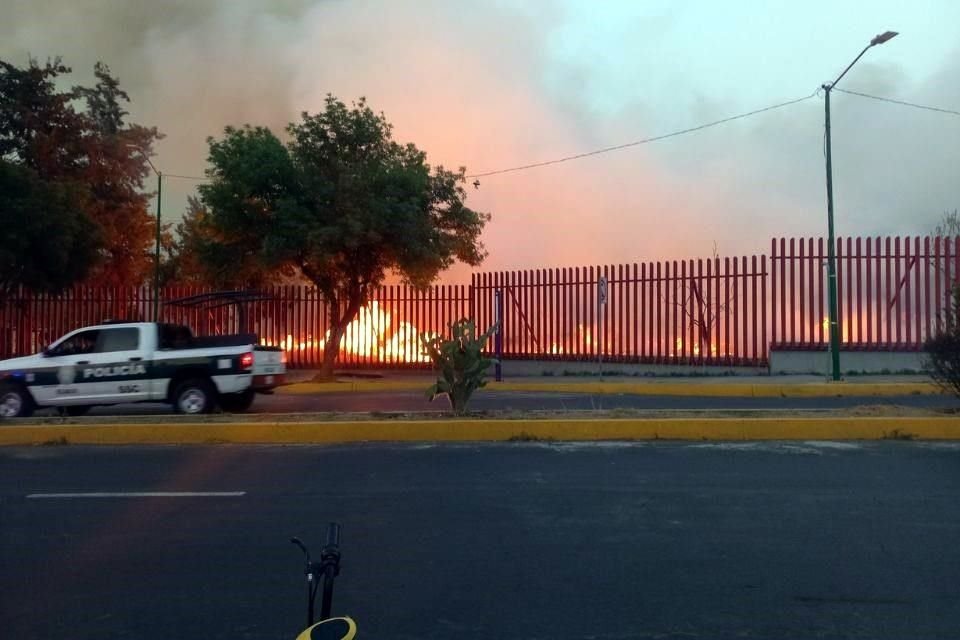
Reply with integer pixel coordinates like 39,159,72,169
153,171,162,322
823,85,841,381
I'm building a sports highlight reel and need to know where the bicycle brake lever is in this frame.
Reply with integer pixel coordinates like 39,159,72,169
291,537,311,562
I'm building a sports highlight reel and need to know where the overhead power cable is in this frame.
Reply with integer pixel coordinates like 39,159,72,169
163,173,208,181
465,91,818,179
833,87,960,117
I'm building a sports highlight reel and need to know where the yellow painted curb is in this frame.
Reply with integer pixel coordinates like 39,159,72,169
277,380,941,397
1,416,957,445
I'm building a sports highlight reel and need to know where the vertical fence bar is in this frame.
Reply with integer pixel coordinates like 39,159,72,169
877,236,884,343
632,263,639,360
835,237,844,344
704,258,712,363
894,237,902,345
696,259,704,363
553,269,560,356
619,263,625,359
723,257,730,362
779,238,786,346
915,236,923,346
638,263,645,360
680,260,687,360
536,269,543,356
855,237,862,343
545,269,553,356
761,255,768,364
656,262,663,361
640,263,647,360
845,236,853,344
866,237,873,345
784,238,803,344
798,238,806,344
818,238,825,343
732,257,739,362
923,236,932,343
752,255,759,363
741,256,749,363
934,237,942,334
933,236,943,333
604,264,612,359
673,260,680,361
883,237,892,343
904,237,913,348
556,268,563,356
518,270,526,357
770,238,777,347
588,265,596,358
574,267,581,356
806,238,815,346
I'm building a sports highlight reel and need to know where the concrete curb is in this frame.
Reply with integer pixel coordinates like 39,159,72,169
1,416,958,445
277,380,942,397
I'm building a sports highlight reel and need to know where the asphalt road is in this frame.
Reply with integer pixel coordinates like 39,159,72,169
25,389,960,417
3,442,960,639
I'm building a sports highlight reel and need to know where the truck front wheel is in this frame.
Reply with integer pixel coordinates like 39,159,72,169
219,389,255,413
173,378,216,415
0,384,35,418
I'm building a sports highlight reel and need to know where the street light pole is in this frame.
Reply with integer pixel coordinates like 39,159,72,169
125,143,163,321
822,30,897,381
153,170,162,322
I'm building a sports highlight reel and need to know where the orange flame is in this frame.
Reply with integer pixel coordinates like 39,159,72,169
260,301,433,363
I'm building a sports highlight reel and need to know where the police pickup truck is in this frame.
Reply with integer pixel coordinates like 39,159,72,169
0,322,285,417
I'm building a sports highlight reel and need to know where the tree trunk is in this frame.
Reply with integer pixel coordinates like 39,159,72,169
318,297,364,379
319,324,344,379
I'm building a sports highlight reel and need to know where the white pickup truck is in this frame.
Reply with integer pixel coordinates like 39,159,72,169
0,321,285,417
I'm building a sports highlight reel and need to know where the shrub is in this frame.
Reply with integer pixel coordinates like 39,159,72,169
421,318,499,415
924,282,960,396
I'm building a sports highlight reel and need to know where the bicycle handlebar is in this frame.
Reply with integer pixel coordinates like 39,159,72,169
293,522,343,627
324,523,341,549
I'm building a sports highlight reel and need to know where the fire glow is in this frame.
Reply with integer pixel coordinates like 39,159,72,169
260,301,434,363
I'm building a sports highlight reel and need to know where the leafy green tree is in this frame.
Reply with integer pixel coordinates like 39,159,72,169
0,57,85,179
0,160,101,304
0,57,161,287
197,96,490,376
73,62,161,287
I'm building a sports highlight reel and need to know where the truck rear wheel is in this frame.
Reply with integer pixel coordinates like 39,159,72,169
173,378,216,415
219,389,255,413
0,384,35,418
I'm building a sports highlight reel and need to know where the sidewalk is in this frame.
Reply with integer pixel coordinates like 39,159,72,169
279,371,941,397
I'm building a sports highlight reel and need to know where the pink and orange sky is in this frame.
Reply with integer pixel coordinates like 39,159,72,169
3,0,959,282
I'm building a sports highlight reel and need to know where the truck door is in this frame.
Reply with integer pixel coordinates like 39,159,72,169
90,327,149,403
34,329,103,405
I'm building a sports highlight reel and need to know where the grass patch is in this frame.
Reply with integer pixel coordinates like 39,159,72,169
41,436,69,446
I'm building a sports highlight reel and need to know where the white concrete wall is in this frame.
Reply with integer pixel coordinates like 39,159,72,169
497,359,767,377
768,350,928,375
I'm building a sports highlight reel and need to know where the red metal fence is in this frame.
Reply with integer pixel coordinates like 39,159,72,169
0,235,953,368
473,257,768,365
770,236,958,351
0,284,470,369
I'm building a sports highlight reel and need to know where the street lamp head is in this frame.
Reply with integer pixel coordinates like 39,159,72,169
871,30,898,46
